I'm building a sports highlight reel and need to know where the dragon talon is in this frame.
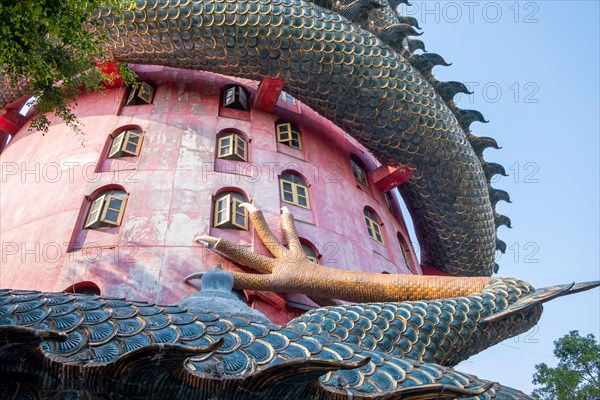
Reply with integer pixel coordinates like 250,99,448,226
195,235,220,248
246,207,287,259
240,202,257,213
279,207,303,254
200,234,279,274
183,272,204,282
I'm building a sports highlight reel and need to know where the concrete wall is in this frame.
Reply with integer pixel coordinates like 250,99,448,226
0,66,421,323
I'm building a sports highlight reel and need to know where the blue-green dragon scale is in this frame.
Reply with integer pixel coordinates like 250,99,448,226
0,288,535,399
289,278,539,367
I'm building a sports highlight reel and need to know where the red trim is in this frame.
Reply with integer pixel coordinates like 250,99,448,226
5,96,31,111
96,61,124,88
63,281,102,295
0,132,11,153
0,116,18,135
372,164,414,193
254,77,285,113
245,290,288,310
420,264,450,276
0,109,27,135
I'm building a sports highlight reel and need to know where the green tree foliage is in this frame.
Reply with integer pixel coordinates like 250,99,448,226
0,0,135,135
532,331,600,400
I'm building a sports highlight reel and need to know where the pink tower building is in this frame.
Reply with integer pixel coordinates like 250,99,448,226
0,65,431,324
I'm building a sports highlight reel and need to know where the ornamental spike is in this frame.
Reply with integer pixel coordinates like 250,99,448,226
388,0,411,8
455,109,489,131
410,53,451,77
242,357,371,392
435,81,473,103
396,15,420,29
337,0,387,22
483,162,508,182
492,262,500,273
406,38,426,53
470,135,501,157
101,341,224,381
489,188,512,207
377,23,422,47
494,213,512,229
496,238,507,254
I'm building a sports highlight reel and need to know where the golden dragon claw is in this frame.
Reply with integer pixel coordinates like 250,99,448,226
192,206,491,303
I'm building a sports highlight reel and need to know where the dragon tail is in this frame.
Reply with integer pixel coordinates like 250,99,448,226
484,281,600,324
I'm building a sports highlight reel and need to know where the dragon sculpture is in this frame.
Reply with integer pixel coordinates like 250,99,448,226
0,0,598,398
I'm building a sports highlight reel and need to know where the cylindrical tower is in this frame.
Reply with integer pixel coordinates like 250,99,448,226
0,66,422,323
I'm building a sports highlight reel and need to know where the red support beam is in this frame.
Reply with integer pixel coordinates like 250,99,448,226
5,96,31,112
245,290,288,310
372,164,414,193
0,109,27,136
96,60,125,88
0,132,11,153
254,77,285,113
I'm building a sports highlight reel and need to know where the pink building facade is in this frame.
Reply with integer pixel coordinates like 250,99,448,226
0,66,422,324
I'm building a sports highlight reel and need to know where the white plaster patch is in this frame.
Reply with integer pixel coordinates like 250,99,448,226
122,213,168,245
166,213,208,246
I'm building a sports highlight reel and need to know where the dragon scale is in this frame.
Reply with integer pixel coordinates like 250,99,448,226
289,278,540,367
0,287,540,399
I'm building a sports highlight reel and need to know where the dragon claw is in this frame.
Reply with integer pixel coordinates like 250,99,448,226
240,202,257,213
195,235,220,248
183,272,204,282
190,206,495,302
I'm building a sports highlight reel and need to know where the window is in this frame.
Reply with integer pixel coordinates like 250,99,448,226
400,241,412,269
398,234,413,271
350,156,368,186
85,190,128,229
125,81,156,106
217,132,248,162
279,91,296,104
302,243,318,263
222,85,249,111
276,122,302,150
364,208,384,245
213,192,249,230
108,129,144,158
384,192,393,210
279,173,310,209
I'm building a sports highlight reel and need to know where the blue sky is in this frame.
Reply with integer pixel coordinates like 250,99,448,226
397,0,600,393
